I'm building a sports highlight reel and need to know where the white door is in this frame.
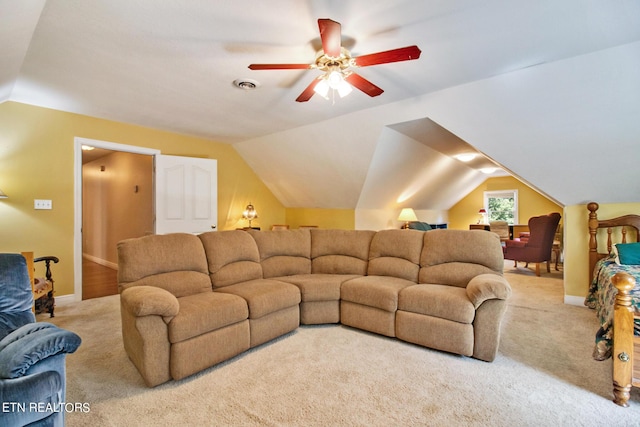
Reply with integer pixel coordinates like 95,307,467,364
155,155,218,234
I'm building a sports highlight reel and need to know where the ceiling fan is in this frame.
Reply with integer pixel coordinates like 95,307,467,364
248,19,421,102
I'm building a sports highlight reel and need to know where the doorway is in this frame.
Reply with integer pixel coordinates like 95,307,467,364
74,138,160,300
81,147,154,298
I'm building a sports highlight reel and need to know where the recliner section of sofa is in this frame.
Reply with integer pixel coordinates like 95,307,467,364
117,233,251,386
404,229,512,361
117,228,511,387
341,229,424,337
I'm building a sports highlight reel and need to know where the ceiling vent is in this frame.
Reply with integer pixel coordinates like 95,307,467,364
233,78,260,90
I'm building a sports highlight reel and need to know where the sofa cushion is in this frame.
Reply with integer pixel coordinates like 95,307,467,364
398,284,475,324
341,276,416,312
367,229,423,282
276,274,361,302
168,292,248,343
310,229,375,275
199,230,263,288
117,233,211,297
419,229,504,288
249,229,311,278
215,279,301,319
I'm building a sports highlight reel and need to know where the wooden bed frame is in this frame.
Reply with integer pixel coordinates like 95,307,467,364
587,202,640,406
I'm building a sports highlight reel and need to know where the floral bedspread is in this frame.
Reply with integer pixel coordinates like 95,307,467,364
584,256,640,361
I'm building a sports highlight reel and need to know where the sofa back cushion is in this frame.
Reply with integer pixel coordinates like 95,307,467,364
419,229,504,288
117,233,211,298
367,229,423,282
249,229,311,278
311,229,375,275
0,254,34,314
199,230,263,288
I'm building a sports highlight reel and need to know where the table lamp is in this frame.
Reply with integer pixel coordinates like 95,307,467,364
242,203,257,228
398,208,418,229
478,208,487,224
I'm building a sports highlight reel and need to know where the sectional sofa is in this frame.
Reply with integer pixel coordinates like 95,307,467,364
117,228,511,387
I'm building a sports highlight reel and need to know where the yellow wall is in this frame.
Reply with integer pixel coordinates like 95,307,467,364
564,202,640,301
285,208,355,230
3,101,631,304
0,101,285,297
448,176,562,230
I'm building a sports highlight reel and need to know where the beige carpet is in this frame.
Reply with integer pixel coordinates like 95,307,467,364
42,263,640,426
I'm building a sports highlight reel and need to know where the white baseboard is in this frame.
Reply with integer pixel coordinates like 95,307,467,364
82,253,118,270
564,295,585,307
53,293,79,306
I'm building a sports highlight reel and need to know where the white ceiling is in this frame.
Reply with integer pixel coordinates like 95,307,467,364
3,0,640,214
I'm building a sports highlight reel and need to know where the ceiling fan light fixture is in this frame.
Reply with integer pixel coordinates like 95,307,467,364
327,70,344,89
314,70,353,100
337,79,353,98
313,79,330,99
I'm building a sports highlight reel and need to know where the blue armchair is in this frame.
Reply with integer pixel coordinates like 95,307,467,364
0,253,81,427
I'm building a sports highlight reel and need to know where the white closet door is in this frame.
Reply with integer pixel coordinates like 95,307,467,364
155,155,217,234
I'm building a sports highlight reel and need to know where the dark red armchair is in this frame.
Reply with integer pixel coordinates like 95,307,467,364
503,212,561,276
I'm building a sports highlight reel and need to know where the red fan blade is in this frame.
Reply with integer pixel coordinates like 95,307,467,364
353,45,421,67
345,72,383,97
249,63,312,70
295,79,320,102
318,19,342,58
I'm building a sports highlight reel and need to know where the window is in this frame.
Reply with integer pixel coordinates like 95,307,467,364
484,190,518,225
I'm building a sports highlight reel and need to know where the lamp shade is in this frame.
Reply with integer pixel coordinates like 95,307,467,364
242,203,257,220
242,203,258,228
477,208,487,224
398,208,418,222
0,188,7,199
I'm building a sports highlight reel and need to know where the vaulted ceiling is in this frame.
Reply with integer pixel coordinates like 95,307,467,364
3,0,640,215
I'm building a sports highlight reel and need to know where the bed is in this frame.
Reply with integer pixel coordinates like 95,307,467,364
585,202,640,407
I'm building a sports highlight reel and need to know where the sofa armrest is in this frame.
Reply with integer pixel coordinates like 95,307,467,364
466,274,512,308
120,286,180,321
0,323,81,378
0,370,61,401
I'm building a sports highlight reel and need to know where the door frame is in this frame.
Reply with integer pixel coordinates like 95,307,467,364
73,137,160,301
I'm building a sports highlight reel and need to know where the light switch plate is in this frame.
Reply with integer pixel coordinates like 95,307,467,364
34,199,52,210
